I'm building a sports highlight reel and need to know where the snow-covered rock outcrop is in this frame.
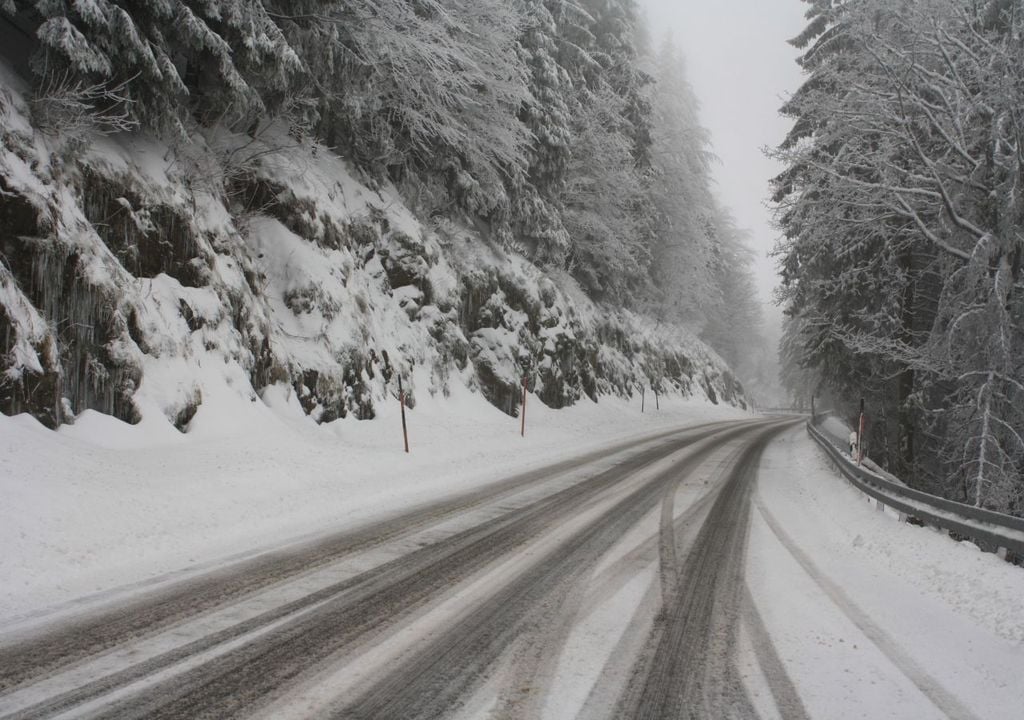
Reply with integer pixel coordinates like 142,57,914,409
0,66,745,431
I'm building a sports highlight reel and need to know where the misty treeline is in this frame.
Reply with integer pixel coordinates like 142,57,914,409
774,0,1023,515
2,0,761,371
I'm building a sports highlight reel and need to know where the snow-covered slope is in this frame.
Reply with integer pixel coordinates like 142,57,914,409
0,62,745,433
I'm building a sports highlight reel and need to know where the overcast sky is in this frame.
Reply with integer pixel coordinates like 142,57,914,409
639,0,807,322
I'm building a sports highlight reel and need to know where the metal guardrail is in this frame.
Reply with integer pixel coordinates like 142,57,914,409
758,407,811,415
806,421,1024,563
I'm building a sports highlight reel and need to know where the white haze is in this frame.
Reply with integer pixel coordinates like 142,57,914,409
640,0,806,327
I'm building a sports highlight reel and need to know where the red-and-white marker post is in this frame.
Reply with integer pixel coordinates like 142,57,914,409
399,374,409,453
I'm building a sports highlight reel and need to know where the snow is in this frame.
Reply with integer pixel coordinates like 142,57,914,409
0,388,744,624
1,53,745,455
0,51,752,633
0,266,50,379
749,427,1024,719
3,408,1021,718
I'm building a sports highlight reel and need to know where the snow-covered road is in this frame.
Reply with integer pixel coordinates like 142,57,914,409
1,418,797,719
2,415,1022,719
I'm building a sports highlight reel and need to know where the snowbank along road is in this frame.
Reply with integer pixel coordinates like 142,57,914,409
3,416,1015,719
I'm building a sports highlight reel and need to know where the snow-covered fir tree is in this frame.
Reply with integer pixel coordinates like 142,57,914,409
774,0,1024,514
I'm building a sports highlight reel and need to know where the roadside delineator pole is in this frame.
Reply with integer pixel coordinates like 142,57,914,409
641,385,645,413
655,387,660,411
399,374,409,453
857,397,865,466
520,375,527,437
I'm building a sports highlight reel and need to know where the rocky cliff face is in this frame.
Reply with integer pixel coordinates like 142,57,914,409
0,67,745,431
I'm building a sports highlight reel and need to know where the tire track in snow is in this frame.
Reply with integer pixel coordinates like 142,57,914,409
12,424,767,720
740,585,810,720
0,420,736,697
571,451,743,720
329,430,756,720
754,500,981,720
489,441,733,720
615,423,795,720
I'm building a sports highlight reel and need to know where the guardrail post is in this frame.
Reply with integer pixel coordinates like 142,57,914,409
997,546,1008,560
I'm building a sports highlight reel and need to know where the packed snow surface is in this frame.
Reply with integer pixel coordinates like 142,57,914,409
3,408,1022,720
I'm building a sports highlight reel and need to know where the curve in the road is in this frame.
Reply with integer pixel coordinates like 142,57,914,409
0,418,814,720
0,420,737,695
5,421,776,720
332,423,783,720
615,423,796,720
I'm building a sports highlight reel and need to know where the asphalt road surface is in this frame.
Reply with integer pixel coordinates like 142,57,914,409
0,417,802,720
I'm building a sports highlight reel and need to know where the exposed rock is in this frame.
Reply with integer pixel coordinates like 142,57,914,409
0,77,747,431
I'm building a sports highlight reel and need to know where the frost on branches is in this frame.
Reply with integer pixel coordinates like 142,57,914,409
774,0,1024,515
0,1,762,437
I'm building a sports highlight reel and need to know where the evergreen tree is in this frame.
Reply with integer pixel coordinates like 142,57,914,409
561,83,649,300
12,0,305,136
509,0,576,260
701,206,761,372
555,0,653,299
267,0,531,232
578,0,652,167
645,35,716,327
774,0,1024,512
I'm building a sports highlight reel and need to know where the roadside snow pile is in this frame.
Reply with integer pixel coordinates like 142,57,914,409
750,428,1024,720
0,61,745,434
756,429,1024,645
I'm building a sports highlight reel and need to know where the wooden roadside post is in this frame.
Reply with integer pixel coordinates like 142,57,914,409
641,384,645,413
399,374,409,453
857,397,865,465
520,375,528,437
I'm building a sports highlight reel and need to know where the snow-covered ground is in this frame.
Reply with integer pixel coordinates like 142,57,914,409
6,402,1021,720
750,427,1024,719
0,386,744,623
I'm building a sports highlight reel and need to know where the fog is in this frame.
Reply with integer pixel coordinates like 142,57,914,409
640,0,806,323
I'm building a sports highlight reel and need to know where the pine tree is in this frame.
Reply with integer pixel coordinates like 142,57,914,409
701,206,762,372
561,84,649,300
774,0,1024,512
645,35,716,327
12,0,305,136
578,0,652,167
510,0,575,260
267,0,531,232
